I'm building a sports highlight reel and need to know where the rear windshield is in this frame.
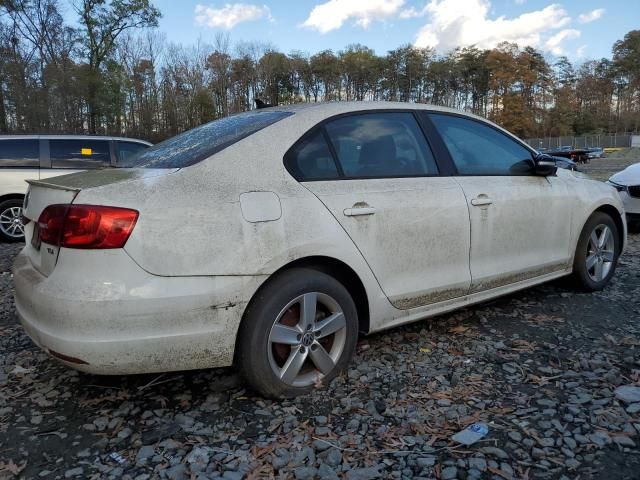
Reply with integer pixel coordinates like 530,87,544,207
136,110,293,168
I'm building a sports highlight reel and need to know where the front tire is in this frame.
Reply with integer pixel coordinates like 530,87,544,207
571,212,620,291
0,199,25,243
236,268,358,398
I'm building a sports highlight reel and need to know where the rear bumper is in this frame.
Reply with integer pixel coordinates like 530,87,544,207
13,248,266,375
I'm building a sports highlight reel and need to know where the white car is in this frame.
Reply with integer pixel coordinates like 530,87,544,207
0,135,151,242
609,163,640,231
13,102,626,398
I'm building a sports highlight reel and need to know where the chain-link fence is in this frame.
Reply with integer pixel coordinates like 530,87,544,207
525,134,633,150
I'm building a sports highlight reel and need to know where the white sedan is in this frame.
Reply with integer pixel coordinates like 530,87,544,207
609,163,640,231
13,102,626,398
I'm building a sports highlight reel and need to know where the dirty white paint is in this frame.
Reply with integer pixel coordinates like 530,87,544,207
306,177,471,308
12,101,627,375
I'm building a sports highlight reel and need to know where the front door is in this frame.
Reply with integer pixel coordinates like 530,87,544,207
427,113,573,293
291,111,472,308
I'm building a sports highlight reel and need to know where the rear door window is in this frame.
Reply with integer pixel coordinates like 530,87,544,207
116,141,149,167
0,139,39,167
49,139,111,169
135,110,293,168
324,112,438,178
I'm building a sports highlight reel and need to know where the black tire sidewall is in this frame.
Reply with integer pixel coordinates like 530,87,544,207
237,268,358,399
0,199,25,243
573,212,620,291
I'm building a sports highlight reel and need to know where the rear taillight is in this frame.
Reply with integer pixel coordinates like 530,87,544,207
37,205,139,249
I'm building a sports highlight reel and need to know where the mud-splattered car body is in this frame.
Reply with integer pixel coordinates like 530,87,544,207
12,102,626,375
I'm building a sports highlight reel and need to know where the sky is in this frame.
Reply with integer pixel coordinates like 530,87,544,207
66,0,640,60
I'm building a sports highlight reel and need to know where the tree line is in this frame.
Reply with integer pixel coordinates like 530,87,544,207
1,0,639,143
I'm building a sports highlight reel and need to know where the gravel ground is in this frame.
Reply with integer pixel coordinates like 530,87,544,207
2,155,640,480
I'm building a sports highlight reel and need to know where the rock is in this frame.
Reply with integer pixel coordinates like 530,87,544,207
565,459,580,470
165,464,188,480
416,457,436,468
531,448,545,459
222,471,244,480
136,446,155,464
141,423,181,444
589,431,610,447
508,431,522,442
315,416,328,425
64,467,84,478
272,452,290,470
346,465,382,479
626,403,640,414
441,466,457,480
480,447,509,459
615,385,640,404
468,457,487,471
186,446,211,467
317,463,339,480
294,467,318,480
612,435,636,447
324,449,342,467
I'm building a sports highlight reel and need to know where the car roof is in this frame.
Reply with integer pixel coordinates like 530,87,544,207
0,134,151,145
272,100,481,119
268,101,534,152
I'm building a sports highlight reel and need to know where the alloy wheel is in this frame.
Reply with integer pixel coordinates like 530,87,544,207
0,206,24,240
585,224,615,282
267,292,347,387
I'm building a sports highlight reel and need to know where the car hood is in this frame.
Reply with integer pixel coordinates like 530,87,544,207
609,162,640,186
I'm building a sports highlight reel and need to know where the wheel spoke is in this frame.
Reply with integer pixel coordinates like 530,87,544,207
299,292,317,331
589,231,599,251
309,343,335,375
314,312,346,339
594,259,604,281
270,324,301,345
280,348,308,384
586,254,598,270
601,250,614,262
598,227,610,248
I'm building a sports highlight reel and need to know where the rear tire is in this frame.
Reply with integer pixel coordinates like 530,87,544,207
236,268,358,399
0,199,25,243
571,212,620,291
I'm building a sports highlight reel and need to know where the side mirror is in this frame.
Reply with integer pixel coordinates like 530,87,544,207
534,153,558,176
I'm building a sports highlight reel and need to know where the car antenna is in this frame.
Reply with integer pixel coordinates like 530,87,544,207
255,99,274,109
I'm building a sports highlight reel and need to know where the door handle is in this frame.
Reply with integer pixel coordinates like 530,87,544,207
344,205,376,216
471,195,492,206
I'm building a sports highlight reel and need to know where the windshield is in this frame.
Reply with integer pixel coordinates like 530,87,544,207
135,110,293,168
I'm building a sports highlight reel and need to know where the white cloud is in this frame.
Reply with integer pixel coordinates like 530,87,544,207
544,28,581,55
302,0,405,34
578,8,605,24
414,0,575,53
399,5,428,19
194,3,272,29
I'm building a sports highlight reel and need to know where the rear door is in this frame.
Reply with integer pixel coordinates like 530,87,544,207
40,138,111,180
426,113,573,293
294,111,472,309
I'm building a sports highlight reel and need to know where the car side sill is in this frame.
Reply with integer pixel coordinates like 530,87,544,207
370,268,572,334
